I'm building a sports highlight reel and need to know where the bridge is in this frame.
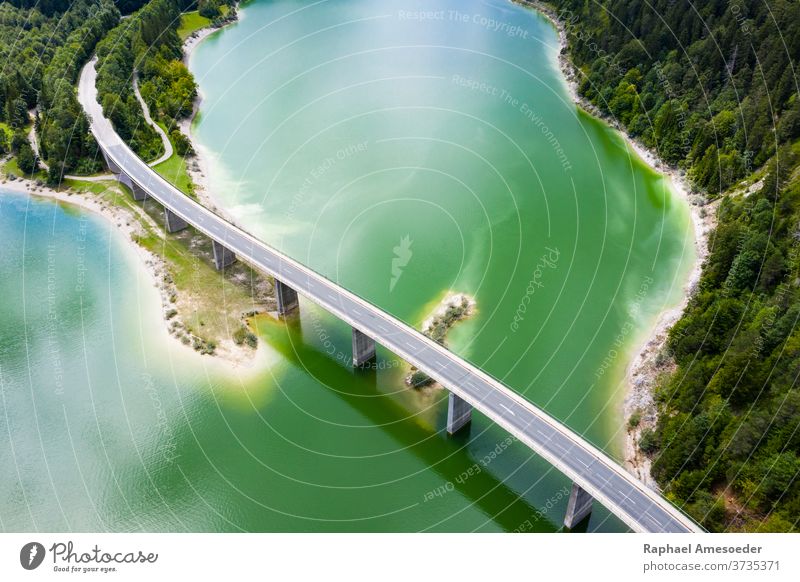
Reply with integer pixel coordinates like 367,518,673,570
77,57,701,534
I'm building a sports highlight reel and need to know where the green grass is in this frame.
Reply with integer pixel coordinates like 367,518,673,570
153,121,195,196
0,122,12,142
154,154,195,196
178,11,211,41
61,178,118,195
61,177,268,349
178,5,231,41
129,196,268,348
2,156,47,182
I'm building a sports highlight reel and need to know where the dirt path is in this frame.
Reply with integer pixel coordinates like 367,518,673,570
133,73,173,165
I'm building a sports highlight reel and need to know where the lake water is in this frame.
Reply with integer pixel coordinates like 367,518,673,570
0,0,694,532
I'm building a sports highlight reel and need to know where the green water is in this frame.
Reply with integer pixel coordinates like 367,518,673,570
0,0,694,533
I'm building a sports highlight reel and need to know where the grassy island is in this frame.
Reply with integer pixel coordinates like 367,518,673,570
407,293,476,388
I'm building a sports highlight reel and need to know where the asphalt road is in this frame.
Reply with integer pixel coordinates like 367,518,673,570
78,58,701,534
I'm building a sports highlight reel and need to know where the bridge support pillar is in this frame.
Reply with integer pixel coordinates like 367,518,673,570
164,208,188,233
212,240,236,270
101,150,122,175
101,152,148,201
275,279,299,315
446,392,472,435
351,328,376,367
115,170,148,201
129,181,149,202
563,482,593,529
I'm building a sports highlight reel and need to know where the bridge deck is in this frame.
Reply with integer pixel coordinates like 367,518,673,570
78,58,700,534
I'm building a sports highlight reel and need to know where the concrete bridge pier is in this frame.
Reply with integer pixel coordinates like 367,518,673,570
117,171,148,201
446,392,472,435
129,180,149,202
275,279,299,315
563,482,593,529
164,208,188,233
351,328,376,367
212,240,236,270
101,151,148,201
101,150,122,175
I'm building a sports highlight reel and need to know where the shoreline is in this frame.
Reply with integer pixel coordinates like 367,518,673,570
179,12,240,222
1,169,263,370
0,174,203,364
406,292,477,388
516,0,717,486
0,7,262,368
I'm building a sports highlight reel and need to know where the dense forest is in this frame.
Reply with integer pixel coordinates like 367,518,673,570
546,0,800,531
95,0,233,161
2,0,213,175
96,0,188,161
549,0,800,192
39,0,120,178
6,1,149,16
0,0,119,179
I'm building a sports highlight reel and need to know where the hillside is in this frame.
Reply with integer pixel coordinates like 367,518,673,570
548,0,800,531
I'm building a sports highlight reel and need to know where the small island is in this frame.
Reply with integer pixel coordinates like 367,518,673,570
406,292,476,388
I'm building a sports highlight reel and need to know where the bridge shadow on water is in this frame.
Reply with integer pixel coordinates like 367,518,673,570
261,312,570,533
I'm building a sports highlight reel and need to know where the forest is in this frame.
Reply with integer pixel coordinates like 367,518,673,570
38,0,120,178
550,0,800,193
1,0,217,178
95,0,234,162
547,0,800,531
95,0,193,161
0,0,119,177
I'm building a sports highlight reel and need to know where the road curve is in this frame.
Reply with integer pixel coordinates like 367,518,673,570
132,73,173,166
78,57,702,534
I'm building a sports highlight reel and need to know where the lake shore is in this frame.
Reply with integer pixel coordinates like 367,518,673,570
0,173,195,362
515,0,717,487
0,165,264,369
1,5,265,368
179,10,241,222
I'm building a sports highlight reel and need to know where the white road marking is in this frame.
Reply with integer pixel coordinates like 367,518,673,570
644,513,662,528
499,403,516,416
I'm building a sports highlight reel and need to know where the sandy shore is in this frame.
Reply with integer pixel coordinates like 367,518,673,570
182,25,221,64
0,172,200,363
1,161,260,369
516,0,717,486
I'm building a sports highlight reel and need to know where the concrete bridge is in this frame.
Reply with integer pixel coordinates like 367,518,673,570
78,58,701,533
